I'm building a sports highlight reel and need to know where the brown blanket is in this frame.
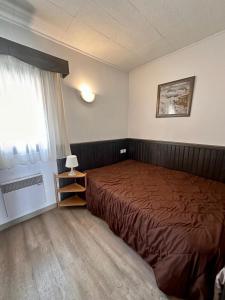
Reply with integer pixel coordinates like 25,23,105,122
86,160,225,300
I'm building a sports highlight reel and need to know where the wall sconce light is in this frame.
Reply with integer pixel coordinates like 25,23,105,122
80,84,95,103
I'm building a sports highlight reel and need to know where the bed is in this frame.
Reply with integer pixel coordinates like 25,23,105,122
86,160,225,300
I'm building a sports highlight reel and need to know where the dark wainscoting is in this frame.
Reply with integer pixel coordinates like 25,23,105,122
57,138,225,183
57,139,128,199
57,139,128,173
128,138,225,183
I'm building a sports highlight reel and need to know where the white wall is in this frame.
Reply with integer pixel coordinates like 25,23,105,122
0,19,129,143
128,31,225,146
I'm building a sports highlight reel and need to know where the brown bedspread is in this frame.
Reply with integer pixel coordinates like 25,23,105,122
86,160,225,300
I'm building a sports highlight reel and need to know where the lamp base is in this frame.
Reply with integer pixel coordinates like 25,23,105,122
68,168,76,176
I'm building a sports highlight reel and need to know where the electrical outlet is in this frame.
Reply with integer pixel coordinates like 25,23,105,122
120,149,127,154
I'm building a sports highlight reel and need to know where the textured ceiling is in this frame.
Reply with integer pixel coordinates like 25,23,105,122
1,0,225,71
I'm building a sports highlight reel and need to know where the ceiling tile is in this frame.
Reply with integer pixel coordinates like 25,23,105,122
2,0,225,70
93,0,161,37
140,38,172,62
62,17,139,70
47,0,84,16
73,0,161,54
9,0,73,31
129,0,184,34
0,0,70,40
130,0,225,44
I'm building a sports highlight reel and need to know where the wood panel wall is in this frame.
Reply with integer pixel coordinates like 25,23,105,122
57,139,128,199
57,138,225,183
57,139,128,173
128,139,225,182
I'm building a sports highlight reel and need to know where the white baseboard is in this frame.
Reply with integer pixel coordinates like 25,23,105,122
0,203,57,231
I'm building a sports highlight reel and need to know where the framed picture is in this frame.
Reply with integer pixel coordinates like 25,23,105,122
156,76,195,118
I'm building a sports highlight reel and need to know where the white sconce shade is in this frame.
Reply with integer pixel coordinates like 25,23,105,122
65,155,78,176
80,84,95,103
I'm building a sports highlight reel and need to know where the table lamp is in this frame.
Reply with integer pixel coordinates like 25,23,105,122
65,155,78,176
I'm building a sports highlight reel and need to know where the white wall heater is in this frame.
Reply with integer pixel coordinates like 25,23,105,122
0,174,46,220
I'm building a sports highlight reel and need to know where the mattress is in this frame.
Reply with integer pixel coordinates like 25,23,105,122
86,160,225,299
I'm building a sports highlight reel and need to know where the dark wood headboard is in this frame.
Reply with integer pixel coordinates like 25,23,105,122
128,138,225,183
57,139,128,173
57,138,225,183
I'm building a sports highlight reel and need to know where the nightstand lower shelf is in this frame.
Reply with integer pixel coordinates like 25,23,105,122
58,183,86,193
58,195,87,207
54,171,87,208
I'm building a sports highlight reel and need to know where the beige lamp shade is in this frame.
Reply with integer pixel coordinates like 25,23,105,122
66,155,78,168
65,155,78,176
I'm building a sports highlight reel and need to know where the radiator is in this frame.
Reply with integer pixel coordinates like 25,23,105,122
0,174,46,220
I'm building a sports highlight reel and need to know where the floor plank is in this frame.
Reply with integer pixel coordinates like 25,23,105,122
0,208,180,300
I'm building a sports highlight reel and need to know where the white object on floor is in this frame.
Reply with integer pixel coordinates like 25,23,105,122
214,267,225,300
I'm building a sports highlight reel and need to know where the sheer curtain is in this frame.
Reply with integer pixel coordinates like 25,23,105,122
0,55,70,169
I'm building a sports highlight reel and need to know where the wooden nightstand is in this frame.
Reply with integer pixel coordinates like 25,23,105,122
54,171,87,207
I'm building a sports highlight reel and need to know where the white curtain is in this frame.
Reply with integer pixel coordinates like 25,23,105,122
0,55,70,169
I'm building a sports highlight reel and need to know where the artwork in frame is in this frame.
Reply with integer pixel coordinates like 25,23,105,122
156,76,195,118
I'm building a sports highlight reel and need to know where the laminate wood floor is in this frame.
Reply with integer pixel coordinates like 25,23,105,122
0,208,178,300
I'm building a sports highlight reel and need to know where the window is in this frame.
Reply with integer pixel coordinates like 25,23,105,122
0,55,48,143
0,55,48,166
0,55,70,169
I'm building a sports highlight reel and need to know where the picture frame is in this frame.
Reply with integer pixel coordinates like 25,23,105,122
156,76,195,118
